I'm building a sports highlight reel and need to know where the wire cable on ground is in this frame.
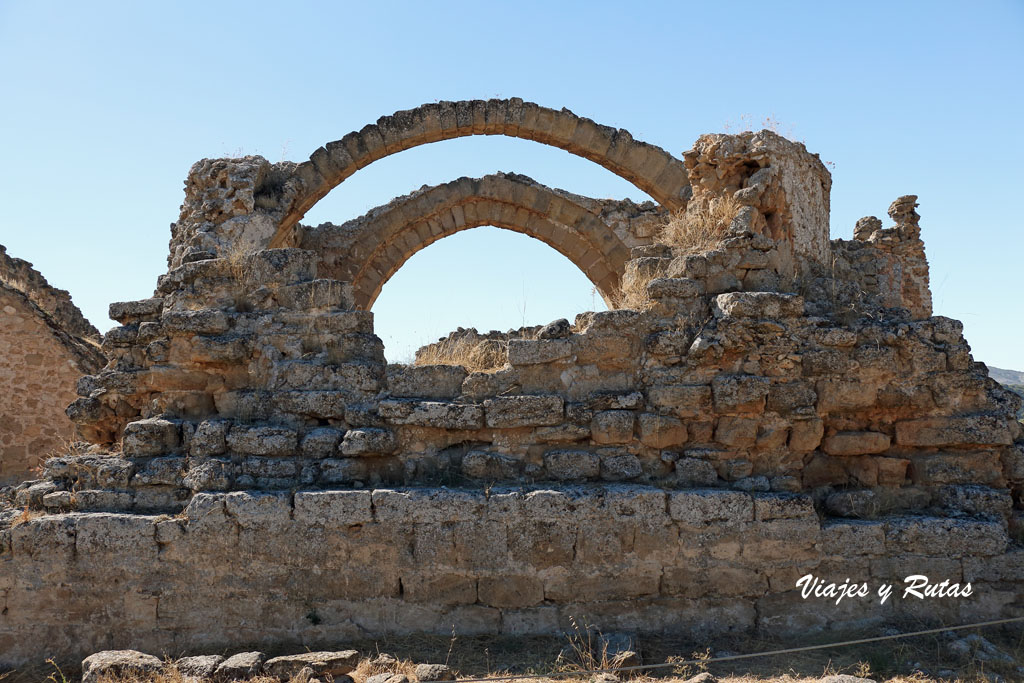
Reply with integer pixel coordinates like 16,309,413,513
453,615,1024,682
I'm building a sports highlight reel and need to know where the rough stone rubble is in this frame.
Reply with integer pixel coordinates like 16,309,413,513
0,99,1020,669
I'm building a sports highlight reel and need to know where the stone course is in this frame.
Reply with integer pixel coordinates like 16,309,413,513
1,101,1022,670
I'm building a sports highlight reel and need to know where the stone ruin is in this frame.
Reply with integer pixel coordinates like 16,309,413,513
0,246,105,484
1,99,1022,670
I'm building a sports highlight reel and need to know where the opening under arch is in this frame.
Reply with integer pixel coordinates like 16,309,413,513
371,226,608,364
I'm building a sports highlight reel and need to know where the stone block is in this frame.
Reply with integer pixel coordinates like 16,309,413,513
766,381,817,414
190,420,229,456
161,309,230,335
753,493,815,521
82,651,163,683
647,277,705,299
386,364,468,399
263,651,359,679
484,395,563,427
273,391,349,419
276,279,355,310
908,452,1003,486
241,457,297,480
379,399,484,429
478,575,544,608
789,418,824,452
318,458,370,484
543,450,600,480
669,490,753,526
895,416,1014,447
820,519,886,556
885,516,1008,557
712,375,770,414
934,485,1013,518
816,380,878,412
648,384,712,418
675,457,719,486
226,425,298,456
300,427,344,458
712,292,804,318
590,410,635,444
506,519,576,568
401,573,478,605
372,488,486,524
294,490,373,526
109,298,164,324
122,418,180,457
823,431,891,456
216,652,265,680
599,452,643,481
340,428,397,456
461,451,520,479
507,339,572,365
245,248,317,285
637,413,687,448
131,457,185,487
715,416,758,447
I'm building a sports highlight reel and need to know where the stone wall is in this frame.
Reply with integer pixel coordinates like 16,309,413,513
0,486,1017,669
296,173,665,308
2,111,1022,670
0,248,104,483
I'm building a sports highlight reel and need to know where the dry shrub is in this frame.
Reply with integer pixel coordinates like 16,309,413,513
610,195,738,310
414,336,508,373
609,263,666,311
656,194,739,254
351,654,418,682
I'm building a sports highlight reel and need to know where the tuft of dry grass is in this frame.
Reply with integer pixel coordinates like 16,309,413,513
656,195,739,255
609,264,665,311
351,652,418,682
414,337,509,374
610,195,737,310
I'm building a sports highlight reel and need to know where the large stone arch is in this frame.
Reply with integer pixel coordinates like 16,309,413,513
297,173,638,309
271,98,689,248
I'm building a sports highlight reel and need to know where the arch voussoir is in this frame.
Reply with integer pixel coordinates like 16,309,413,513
297,172,662,310
271,98,688,248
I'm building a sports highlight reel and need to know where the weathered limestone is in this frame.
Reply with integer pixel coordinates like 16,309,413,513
0,246,105,482
2,107,1021,669
0,486,1018,670
299,173,659,309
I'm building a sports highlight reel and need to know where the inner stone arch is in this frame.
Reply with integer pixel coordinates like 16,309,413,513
269,98,690,249
296,173,664,309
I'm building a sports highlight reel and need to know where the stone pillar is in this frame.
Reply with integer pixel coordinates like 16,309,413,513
682,130,832,277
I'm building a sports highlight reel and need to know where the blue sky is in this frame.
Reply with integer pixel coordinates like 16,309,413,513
1,1,1022,367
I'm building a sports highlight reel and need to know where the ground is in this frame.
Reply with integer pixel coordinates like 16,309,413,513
19,628,1024,683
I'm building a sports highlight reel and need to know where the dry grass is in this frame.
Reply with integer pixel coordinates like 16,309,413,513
609,263,666,311
413,336,509,373
656,195,738,255
610,196,737,310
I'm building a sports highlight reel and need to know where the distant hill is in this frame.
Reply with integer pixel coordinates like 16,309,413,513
989,366,1024,385
988,366,1024,420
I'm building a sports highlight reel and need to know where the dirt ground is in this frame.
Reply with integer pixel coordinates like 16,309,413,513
15,623,1023,683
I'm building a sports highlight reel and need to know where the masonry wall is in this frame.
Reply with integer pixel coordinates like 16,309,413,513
0,286,100,483
4,122,1022,672
0,486,1019,669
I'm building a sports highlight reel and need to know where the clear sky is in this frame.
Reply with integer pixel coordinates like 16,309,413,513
1,1,1022,367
